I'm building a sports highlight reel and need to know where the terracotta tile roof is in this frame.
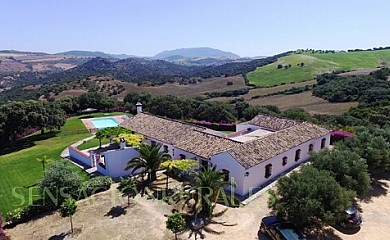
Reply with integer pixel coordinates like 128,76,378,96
228,122,329,169
122,113,330,169
120,113,203,145
121,113,239,158
243,114,299,131
175,130,240,159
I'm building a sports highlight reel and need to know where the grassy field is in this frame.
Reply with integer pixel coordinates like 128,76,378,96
0,112,125,214
77,138,110,150
247,49,390,86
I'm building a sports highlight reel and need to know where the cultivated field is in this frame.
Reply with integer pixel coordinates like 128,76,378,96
247,49,390,86
0,53,88,73
249,91,358,115
210,90,358,115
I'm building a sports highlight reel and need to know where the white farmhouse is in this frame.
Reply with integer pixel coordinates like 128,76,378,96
121,112,330,197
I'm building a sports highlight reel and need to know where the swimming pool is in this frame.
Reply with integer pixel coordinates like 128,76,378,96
91,118,120,129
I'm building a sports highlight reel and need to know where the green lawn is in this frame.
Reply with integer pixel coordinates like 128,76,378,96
247,49,390,86
0,112,127,214
77,138,110,150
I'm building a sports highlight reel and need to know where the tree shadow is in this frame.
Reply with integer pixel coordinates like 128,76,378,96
331,224,361,235
23,183,38,189
359,172,390,203
48,228,81,240
48,232,66,240
78,115,94,119
305,227,343,240
0,131,58,155
104,206,127,218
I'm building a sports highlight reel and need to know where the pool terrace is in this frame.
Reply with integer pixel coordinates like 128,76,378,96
81,115,128,133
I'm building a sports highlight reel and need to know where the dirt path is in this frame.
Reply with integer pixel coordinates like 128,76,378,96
6,184,174,240
5,174,390,240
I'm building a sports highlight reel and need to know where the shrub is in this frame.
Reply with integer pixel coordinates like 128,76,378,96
5,208,24,223
38,161,83,208
113,133,144,147
166,212,186,240
78,176,112,198
193,120,236,131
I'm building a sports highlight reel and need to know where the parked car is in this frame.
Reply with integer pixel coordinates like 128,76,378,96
339,207,362,229
260,216,306,240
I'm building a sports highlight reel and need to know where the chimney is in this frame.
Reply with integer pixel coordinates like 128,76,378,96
136,102,142,114
120,137,126,149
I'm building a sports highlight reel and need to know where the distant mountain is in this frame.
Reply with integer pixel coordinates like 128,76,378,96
58,50,136,59
153,47,240,59
0,50,48,55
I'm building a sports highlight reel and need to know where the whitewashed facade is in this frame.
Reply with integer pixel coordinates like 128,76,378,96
119,113,331,196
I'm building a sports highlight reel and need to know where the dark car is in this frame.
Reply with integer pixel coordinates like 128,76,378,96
260,216,306,240
339,207,362,229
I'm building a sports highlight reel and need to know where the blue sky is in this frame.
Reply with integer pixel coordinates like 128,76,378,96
0,0,389,57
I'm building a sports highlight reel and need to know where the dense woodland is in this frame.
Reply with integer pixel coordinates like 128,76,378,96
313,68,390,127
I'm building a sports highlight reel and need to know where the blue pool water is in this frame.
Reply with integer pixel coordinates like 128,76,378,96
91,118,120,129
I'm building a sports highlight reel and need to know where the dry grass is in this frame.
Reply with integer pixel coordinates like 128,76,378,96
120,75,246,98
248,91,358,115
210,91,358,115
56,89,88,98
338,68,378,76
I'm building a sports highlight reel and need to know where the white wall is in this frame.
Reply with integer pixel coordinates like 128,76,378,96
235,124,260,132
68,146,93,167
210,152,246,195
241,133,331,196
143,137,176,159
98,147,141,178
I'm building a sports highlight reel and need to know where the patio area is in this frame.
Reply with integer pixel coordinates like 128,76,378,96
81,115,128,133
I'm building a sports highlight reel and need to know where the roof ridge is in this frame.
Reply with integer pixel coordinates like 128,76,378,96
137,112,205,129
192,128,244,143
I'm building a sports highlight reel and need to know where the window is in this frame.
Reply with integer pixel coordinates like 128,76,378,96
179,154,186,160
295,149,301,162
308,144,314,152
222,169,230,181
265,164,272,178
321,138,326,149
98,155,106,169
201,160,209,170
163,145,169,153
282,156,288,166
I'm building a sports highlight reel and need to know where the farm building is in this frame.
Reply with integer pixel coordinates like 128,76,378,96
120,110,331,197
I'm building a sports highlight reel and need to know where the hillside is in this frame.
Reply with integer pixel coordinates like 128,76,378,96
35,57,199,86
247,49,390,86
153,47,240,59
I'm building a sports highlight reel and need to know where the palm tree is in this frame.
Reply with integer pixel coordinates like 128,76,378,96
173,165,236,219
36,155,52,176
118,177,137,206
95,129,105,148
125,143,171,183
